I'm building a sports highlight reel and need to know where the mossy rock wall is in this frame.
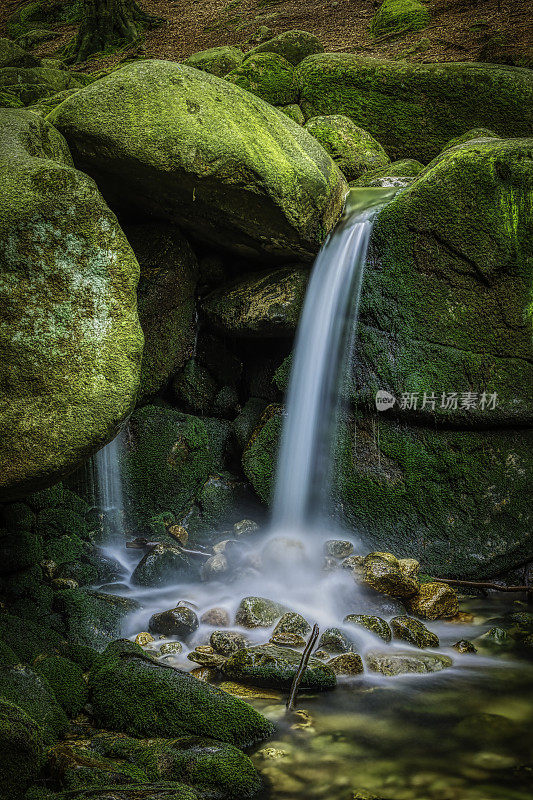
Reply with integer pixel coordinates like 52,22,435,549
296,55,533,161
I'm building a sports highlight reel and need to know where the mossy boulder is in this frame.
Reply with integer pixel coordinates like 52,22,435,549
222,644,336,689
183,46,244,77
173,359,217,414
370,0,430,39
149,605,199,637
296,55,533,161
442,128,500,151
132,545,193,588
242,406,282,503
49,60,347,262
406,582,459,619
226,52,297,106
88,640,275,747
25,88,80,117
343,614,392,642
0,37,40,69
246,30,324,65
0,699,45,800
0,66,82,104
33,655,88,717
203,269,307,337
363,552,419,598
0,664,68,745
272,612,311,637
0,109,143,500
366,649,452,675
124,224,198,400
47,742,150,789
53,588,140,649
280,103,305,124
0,612,64,662
235,596,287,628
390,615,439,648
327,652,364,675
350,158,424,187
304,115,390,180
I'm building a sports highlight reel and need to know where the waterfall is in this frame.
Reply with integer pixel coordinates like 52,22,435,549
94,433,125,539
272,187,396,530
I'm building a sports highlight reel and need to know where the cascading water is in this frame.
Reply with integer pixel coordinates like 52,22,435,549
94,434,125,534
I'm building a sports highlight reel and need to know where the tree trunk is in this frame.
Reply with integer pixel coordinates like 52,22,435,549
66,0,158,63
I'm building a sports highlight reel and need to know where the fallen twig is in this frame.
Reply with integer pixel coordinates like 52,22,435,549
286,623,320,712
432,577,530,594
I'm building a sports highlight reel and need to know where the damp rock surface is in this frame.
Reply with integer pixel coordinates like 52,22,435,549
366,649,453,676
222,644,337,689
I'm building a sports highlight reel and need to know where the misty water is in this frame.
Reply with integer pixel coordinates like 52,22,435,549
92,189,533,800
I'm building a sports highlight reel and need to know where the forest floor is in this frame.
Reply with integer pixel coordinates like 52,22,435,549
0,0,531,74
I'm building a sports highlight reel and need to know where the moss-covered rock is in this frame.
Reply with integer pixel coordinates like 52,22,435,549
327,652,364,675
49,60,346,262
53,588,139,649
88,640,275,746
272,612,311,637
350,158,424,187
183,46,244,76
0,612,64,662
121,405,213,526
0,530,41,574
47,742,149,789
0,66,83,105
370,0,430,39
149,605,199,637
125,224,198,400
363,552,419,598
0,699,45,800
343,614,392,642
233,398,269,450
0,664,68,745
297,55,533,161
235,596,287,628
390,615,439,648
203,269,307,337
33,655,87,717
25,87,80,116
365,649,452,675
246,30,324,66
0,37,40,69
173,359,217,414
441,128,500,151
222,644,336,689
279,103,305,124
318,628,353,653
131,544,193,588
304,115,389,180
406,582,459,619
242,406,282,503
226,52,297,106
0,109,143,500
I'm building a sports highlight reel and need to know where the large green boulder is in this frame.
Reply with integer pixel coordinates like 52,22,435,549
48,60,347,262
183,45,244,77
33,655,88,717
53,588,140,649
296,55,533,161
0,110,143,499
0,699,45,800
202,268,307,337
370,0,430,39
246,29,324,66
124,224,198,400
0,664,68,745
0,66,82,105
225,52,298,105
88,640,275,747
222,644,336,690
304,115,390,180
0,37,39,69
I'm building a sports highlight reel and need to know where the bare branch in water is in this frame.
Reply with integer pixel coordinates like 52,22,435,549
286,623,320,712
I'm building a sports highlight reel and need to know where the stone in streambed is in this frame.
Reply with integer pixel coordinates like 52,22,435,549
390,616,439,648
236,596,288,628
363,552,419,598
188,646,228,668
366,649,452,676
406,582,459,620
210,630,248,656
149,606,199,637
304,115,390,181
159,642,183,656
453,640,477,654
318,628,354,653
272,612,311,637
246,29,324,66
183,45,244,76
324,539,354,558
53,588,140,649
201,553,228,581
344,614,392,642
201,607,230,627
327,652,364,675
442,128,500,151
270,631,307,647
49,60,347,262
131,543,192,587
222,644,336,689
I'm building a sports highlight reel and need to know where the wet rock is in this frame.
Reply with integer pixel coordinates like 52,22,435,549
53,589,140,650
222,644,336,689
272,612,311,637
324,539,354,558
344,614,392,642
270,631,307,647
313,650,329,661
454,713,520,744
261,536,307,571
219,682,283,701
135,632,155,648
341,554,365,575
0,698,45,800
200,607,230,627
398,558,420,581
406,581,459,620
131,543,192,588
327,652,364,675
159,642,183,656
235,596,287,628
318,627,353,653
234,519,260,537
305,114,390,181
247,29,324,66
363,552,419,598
0,665,68,746
391,616,439,648
168,524,188,545
201,553,228,581
476,626,511,649
51,577,78,590
453,640,477,654
187,646,227,668
366,649,452,676
149,606,199,637
210,630,248,656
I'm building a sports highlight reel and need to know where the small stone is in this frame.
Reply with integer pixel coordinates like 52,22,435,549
233,519,259,537
366,649,452,676
168,524,188,545
453,640,477,654
201,553,228,581
363,552,419,598
187,648,228,668
261,536,306,570
210,630,247,656
327,652,364,675
41,560,58,579
149,605,199,637
318,627,353,653
135,632,155,648
190,667,217,681
235,596,287,628
159,641,183,655
391,615,439,648
222,644,336,689
324,539,354,558
398,558,419,580
256,747,288,760
131,543,190,587
51,578,78,590
313,650,329,661
200,607,230,626
343,614,392,642
447,611,475,624
273,612,311,637
270,631,307,647
341,554,364,574
213,539,235,553
406,582,459,620
220,683,283,701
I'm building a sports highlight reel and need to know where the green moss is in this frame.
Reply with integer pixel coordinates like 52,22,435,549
246,29,324,66
0,565,54,620
0,699,45,800
441,127,500,151
48,742,150,789
242,406,282,503
296,55,533,161
173,359,217,413
0,502,35,531
226,52,298,105
279,103,305,124
305,115,390,180
183,46,244,77
222,644,336,689
88,640,275,747
0,664,68,746
370,0,430,39
0,66,83,105
53,589,140,649
350,157,424,186
0,530,42,574
34,655,87,717
0,612,64,662
0,640,18,667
